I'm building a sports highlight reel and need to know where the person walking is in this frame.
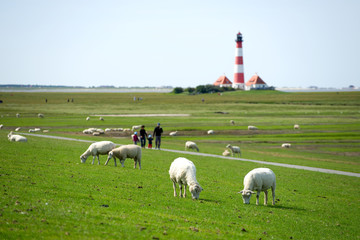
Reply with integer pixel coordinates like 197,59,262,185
132,132,139,145
153,123,163,150
139,125,147,148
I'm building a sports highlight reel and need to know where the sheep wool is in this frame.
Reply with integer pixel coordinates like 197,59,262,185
105,144,142,169
169,157,203,200
80,141,116,165
185,141,199,152
8,132,27,142
226,144,241,157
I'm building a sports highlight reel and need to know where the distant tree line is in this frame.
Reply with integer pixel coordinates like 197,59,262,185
172,84,235,94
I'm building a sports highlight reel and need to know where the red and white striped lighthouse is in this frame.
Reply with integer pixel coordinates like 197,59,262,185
233,32,245,89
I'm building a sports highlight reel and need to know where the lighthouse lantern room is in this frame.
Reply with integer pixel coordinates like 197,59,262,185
233,32,245,89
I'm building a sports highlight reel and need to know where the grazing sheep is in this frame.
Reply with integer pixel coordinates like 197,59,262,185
86,116,90,121
248,125,258,130
185,141,199,152
222,149,231,156
226,144,241,157
131,125,142,132
123,128,131,132
99,117,104,121
0,124,3,129
15,127,21,131
83,128,97,134
230,120,235,125
105,128,111,132
282,143,291,148
8,131,27,142
169,131,178,136
38,113,44,118
105,144,142,169
207,130,214,135
239,168,276,205
92,132,100,136
169,157,203,199
28,128,40,132
294,124,300,130
80,141,116,165
16,113,20,118
29,129,35,133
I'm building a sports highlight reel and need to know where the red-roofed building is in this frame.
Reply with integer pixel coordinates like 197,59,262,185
213,75,233,87
245,74,268,90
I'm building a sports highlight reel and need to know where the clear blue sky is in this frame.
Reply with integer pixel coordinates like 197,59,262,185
1,0,359,88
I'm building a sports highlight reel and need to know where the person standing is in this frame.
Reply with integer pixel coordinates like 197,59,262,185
139,125,147,148
147,134,153,149
153,123,163,150
132,132,139,145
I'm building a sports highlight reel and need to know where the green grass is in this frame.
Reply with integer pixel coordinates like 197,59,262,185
0,90,359,239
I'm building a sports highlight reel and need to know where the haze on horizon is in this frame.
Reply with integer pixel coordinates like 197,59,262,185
1,0,359,89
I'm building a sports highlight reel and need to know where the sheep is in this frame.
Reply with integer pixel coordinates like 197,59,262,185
83,128,97,134
16,113,20,118
80,141,116,165
169,157,203,200
99,117,104,121
248,125,258,130
43,130,49,133
238,168,276,205
185,141,199,152
230,120,235,125
222,149,231,156
131,125,142,132
294,124,300,130
169,131,178,136
104,144,142,169
226,144,241,157
8,131,27,142
38,113,44,118
207,130,214,135
105,128,111,132
282,143,291,148
92,132,100,136
15,127,21,131
86,116,90,121
0,124,3,129
34,128,41,132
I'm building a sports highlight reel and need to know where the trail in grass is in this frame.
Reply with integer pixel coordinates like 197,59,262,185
23,133,360,178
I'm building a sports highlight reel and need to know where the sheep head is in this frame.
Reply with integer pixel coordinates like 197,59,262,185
80,154,88,163
189,185,203,200
238,190,256,204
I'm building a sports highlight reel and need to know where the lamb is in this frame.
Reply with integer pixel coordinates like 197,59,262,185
226,144,241,157
207,130,214,135
230,120,235,125
104,144,142,169
294,124,300,130
185,141,199,152
131,125,142,132
8,131,27,142
222,149,231,156
282,143,291,148
38,113,44,118
80,141,116,165
169,131,178,136
248,125,258,130
238,168,276,205
169,157,203,200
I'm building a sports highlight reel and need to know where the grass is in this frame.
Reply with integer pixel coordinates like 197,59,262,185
0,90,359,239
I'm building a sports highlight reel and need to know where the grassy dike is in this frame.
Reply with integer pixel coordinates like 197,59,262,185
0,90,359,239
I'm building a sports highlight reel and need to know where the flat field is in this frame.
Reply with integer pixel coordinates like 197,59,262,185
0,90,359,239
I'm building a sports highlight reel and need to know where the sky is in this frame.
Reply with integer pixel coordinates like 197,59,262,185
0,0,360,88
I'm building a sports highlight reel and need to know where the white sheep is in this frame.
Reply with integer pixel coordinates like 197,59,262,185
294,124,300,130
92,132,100,136
131,125,142,132
238,168,276,205
222,149,231,156
34,128,41,132
248,125,258,130
99,117,104,121
86,116,90,121
282,143,291,148
8,131,27,142
16,113,20,118
169,157,203,200
207,130,214,135
104,144,142,169
80,141,116,165
230,120,235,125
15,127,21,132
169,131,178,136
185,141,199,152
38,113,44,118
0,124,3,129
226,144,241,157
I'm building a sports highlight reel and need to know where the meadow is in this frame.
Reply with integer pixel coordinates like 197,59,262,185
0,90,359,239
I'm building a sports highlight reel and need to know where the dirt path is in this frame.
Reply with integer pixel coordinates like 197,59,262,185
23,133,360,178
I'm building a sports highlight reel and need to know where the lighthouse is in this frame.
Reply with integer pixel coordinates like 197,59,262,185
233,32,245,89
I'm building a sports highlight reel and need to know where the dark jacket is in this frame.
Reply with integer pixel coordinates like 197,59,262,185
153,126,163,136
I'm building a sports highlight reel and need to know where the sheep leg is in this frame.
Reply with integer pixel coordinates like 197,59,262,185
97,155,100,165
271,187,275,205
104,156,111,166
120,159,125,167
172,182,177,197
264,190,268,205
179,184,183,198
92,156,95,165
256,191,260,205
183,185,187,198
138,159,141,170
